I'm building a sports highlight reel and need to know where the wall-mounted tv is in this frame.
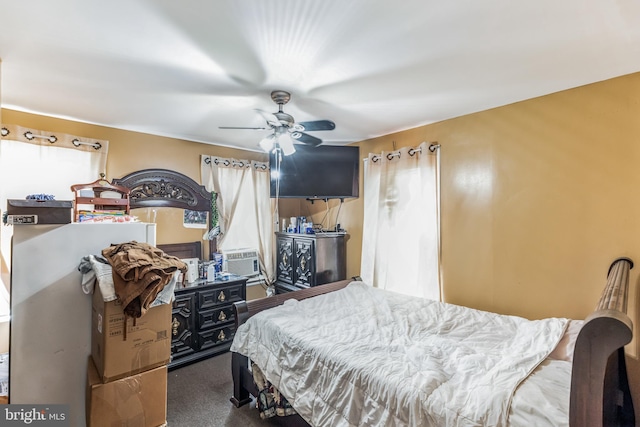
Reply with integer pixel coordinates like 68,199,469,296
270,145,360,199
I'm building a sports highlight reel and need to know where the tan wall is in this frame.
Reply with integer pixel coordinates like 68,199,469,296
297,71,640,412
295,72,640,317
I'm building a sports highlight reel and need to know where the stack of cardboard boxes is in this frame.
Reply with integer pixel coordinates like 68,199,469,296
86,284,172,426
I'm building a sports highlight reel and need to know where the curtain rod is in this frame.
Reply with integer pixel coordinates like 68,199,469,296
203,155,268,170
2,125,107,151
1,127,102,149
367,142,439,162
24,131,58,144
23,131,102,149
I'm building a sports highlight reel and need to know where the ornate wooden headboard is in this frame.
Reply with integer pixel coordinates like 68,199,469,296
112,168,215,258
112,168,211,211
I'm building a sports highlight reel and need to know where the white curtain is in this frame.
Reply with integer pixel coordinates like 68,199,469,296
200,155,276,285
360,142,441,300
0,125,108,316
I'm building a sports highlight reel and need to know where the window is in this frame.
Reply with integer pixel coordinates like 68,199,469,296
360,142,441,300
200,156,275,285
0,125,107,318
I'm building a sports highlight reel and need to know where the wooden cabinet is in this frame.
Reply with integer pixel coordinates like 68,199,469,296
275,232,346,294
169,274,246,369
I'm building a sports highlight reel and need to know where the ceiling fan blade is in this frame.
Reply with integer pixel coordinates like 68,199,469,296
291,131,323,147
219,126,269,130
255,109,280,127
293,120,336,132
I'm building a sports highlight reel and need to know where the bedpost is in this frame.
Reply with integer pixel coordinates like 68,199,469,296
230,351,252,407
570,257,635,427
230,300,253,407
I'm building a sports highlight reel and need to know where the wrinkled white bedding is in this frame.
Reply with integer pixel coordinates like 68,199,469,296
509,359,572,427
507,320,583,427
231,282,569,427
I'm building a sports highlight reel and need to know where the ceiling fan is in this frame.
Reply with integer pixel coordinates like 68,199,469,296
219,90,335,155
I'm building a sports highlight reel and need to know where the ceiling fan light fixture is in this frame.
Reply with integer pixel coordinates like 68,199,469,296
220,90,335,150
278,133,296,156
259,134,275,152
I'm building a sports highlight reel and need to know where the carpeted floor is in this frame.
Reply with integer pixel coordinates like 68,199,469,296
166,352,289,427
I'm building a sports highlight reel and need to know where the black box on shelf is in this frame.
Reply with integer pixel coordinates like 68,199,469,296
6,199,73,224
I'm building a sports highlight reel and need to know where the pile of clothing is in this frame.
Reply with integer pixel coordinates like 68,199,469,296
80,241,187,318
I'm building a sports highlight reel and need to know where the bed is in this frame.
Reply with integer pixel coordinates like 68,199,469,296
229,257,635,427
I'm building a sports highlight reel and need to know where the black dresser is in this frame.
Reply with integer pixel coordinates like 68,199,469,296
275,232,346,294
170,273,247,369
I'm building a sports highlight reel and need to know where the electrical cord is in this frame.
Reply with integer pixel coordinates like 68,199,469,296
318,198,330,230
334,198,344,231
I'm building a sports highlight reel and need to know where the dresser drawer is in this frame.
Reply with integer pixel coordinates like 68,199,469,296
170,274,246,369
294,238,314,287
171,292,196,358
277,237,294,284
197,283,244,310
171,328,196,359
198,305,235,330
198,324,236,351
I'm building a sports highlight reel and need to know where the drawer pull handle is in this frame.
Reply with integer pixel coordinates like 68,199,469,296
218,311,227,321
218,330,226,341
218,291,226,302
171,317,180,336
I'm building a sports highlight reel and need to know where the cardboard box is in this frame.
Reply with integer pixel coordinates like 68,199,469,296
86,357,167,427
91,285,171,383
6,199,73,224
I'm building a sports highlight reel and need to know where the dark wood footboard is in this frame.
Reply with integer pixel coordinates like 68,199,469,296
230,279,354,409
570,257,635,427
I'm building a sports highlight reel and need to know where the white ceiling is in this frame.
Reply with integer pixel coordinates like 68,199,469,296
1,0,640,152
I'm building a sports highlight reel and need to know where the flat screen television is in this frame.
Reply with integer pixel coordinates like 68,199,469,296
270,144,360,199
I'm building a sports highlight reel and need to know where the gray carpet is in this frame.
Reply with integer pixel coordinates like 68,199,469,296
166,352,288,427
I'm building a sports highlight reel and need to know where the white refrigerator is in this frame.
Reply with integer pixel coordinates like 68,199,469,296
10,222,156,426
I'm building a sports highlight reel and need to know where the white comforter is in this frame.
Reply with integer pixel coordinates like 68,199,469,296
231,282,568,427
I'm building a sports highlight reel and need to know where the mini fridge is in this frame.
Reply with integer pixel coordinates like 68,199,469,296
10,222,156,426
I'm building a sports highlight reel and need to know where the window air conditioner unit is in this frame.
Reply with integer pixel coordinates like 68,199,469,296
222,248,260,278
